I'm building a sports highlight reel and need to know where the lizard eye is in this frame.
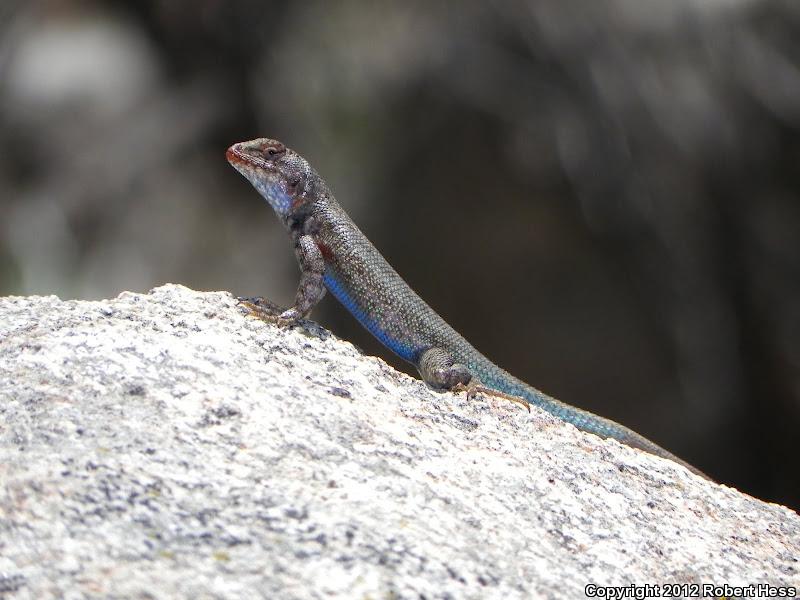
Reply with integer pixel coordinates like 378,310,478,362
263,141,286,158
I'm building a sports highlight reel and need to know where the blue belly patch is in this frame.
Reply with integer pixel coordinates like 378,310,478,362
323,272,416,362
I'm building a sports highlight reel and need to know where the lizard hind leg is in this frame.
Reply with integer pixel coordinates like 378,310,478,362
417,347,530,411
418,347,472,389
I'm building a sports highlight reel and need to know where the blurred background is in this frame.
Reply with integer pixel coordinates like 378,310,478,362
1,0,798,510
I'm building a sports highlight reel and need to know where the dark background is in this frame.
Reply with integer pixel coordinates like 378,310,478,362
1,1,798,511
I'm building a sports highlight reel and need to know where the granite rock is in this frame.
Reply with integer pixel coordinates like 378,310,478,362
0,284,797,599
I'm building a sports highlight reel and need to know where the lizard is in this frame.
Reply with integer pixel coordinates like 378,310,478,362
226,137,708,479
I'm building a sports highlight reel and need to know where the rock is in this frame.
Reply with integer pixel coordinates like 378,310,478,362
1,284,797,599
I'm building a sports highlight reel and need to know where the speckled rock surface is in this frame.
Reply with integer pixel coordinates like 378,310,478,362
0,284,798,599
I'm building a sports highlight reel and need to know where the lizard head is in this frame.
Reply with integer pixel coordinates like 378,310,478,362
226,138,315,220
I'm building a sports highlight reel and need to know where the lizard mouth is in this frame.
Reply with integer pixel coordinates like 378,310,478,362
226,139,288,174
225,144,278,173
224,144,242,165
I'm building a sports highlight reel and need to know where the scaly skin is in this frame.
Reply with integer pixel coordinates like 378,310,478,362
227,138,708,479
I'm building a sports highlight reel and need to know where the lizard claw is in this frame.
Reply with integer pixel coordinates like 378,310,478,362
238,296,298,327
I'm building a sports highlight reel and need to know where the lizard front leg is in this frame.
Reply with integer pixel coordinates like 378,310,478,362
280,234,327,321
242,234,326,325
418,347,530,411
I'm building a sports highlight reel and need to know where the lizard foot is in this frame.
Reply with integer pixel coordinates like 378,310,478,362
237,296,298,327
453,381,531,412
